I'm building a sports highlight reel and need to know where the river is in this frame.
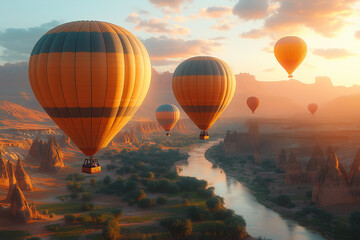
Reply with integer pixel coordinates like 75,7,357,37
176,140,326,240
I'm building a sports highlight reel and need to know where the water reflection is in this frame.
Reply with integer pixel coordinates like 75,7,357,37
176,140,326,240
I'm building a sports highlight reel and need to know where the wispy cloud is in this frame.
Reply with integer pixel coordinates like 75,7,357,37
312,48,355,59
199,6,232,19
233,0,269,20
149,0,193,12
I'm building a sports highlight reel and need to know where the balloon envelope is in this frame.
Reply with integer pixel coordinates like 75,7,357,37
28,21,151,156
247,96,260,114
172,56,236,131
308,103,318,116
155,104,180,132
274,36,307,78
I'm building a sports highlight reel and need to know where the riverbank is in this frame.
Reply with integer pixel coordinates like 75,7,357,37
205,142,358,240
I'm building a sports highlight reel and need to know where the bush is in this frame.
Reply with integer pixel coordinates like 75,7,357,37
156,196,167,205
81,202,94,211
225,215,247,239
73,173,84,182
160,217,192,240
90,178,97,186
60,196,66,201
138,198,155,208
111,209,123,220
140,171,155,180
64,214,76,224
214,208,235,220
82,192,93,201
103,176,112,185
76,215,87,223
204,187,215,199
206,196,224,211
274,195,295,208
90,212,103,224
70,192,79,199
126,189,146,203
103,218,121,240
49,213,55,218
187,205,209,221
124,180,138,193
199,221,226,238
106,164,117,171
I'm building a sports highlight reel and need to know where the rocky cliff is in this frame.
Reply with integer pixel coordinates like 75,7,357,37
0,152,9,187
284,152,305,184
113,130,138,144
6,160,16,201
9,184,42,223
14,158,33,191
312,148,356,207
305,146,326,181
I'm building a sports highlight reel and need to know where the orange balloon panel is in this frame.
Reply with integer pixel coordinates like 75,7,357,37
247,96,260,114
274,36,307,78
308,103,318,116
172,56,236,131
155,104,180,131
28,21,151,156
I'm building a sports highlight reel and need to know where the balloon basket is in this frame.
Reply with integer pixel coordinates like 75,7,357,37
82,156,101,174
199,131,209,140
166,132,170,136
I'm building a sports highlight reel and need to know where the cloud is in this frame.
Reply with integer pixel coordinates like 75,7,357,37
356,31,360,40
0,20,61,63
126,13,190,36
212,20,234,31
263,67,276,72
240,29,265,38
143,35,222,65
264,0,357,37
312,48,355,59
173,15,187,23
199,6,232,18
149,0,192,12
233,0,269,20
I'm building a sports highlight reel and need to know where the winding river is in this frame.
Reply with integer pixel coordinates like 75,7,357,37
176,140,326,240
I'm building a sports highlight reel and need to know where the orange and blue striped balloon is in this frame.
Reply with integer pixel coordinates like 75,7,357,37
172,56,236,136
155,104,180,135
28,21,151,156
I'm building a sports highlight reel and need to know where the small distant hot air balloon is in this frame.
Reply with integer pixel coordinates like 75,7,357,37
247,97,260,114
28,21,151,174
172,56,236,140
155,104,180,136
308,103,318,116
274,36,307,78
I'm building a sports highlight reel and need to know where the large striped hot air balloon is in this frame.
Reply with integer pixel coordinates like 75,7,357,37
28,21,151,174
155,104,180,136
274,36,307,78
247,96,260,114
172,56,236,140
308,103,318,116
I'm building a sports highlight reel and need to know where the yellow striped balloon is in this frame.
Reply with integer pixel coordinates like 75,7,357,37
28,21,151,156
155,104,180,136
172,56,236,138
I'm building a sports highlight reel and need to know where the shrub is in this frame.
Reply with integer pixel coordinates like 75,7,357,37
76,215,87,223
81,202,94,211
64,214,76,224
106,164,117,171
225,215,247,239
156,196,167,205
60,196,66,201
199,221,225,238
204,187,215,199
103,176,112,185
214,208,235,220
187,205,209,221
73,173,84,182
274,195,295,208
140,171,155,180
124,180,138,193
138,198,155,208
126,189,146,203
103,218,121,240
160,217,192,240
70,192,79,199
82,192,93,201
206,196,224,211
111,209,123,220
90,212,103,224
49,213,55,218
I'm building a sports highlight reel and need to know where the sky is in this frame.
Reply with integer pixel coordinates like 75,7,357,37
0,0,360,87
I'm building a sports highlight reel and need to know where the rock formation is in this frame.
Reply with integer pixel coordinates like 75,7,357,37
312,149,353,207
28,136,43,159
6,160,16,201
277,149,287,170
14,158,33,191
284,152,304,184
9,184,42,223
113,130,138,145
28,135,64,173
350,150,360,182
305,146,325,181
39,139,64,173
0,152,9,187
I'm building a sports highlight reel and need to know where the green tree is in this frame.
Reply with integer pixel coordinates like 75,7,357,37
103,218,121,240
103,176,112,185
160,217,192,240
90,178,97,186
89,212,102,224
225,215,247,239
64,214,76,224
206,196,224,211
111,209,123,220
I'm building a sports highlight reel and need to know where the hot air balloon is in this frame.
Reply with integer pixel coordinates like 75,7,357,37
247,96,260,114
28,21,151,174
155,104,180,136
172,56,236,140
274,36,307,78
308,103,318,116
